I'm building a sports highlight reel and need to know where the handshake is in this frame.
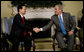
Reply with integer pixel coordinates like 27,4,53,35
33,27,41,33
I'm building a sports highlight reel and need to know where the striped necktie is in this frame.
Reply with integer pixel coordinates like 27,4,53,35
59,16,67,35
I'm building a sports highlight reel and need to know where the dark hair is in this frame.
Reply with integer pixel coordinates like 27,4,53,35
17,4,26,12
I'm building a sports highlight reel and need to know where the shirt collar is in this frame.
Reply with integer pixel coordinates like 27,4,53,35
58,13,62,17
19,13,24,18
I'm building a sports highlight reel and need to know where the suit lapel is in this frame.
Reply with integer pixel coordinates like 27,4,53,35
54,15,61,26
62,13,66,27
18,13,22,20
18,13,26,23
17,13,24,24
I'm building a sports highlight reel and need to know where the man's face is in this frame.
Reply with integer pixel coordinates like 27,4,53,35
20,6,26,15
54,5,62,15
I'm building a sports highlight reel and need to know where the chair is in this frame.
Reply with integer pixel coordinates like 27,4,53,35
4,17,10,35
1,17,10,51
10,17,14,25
71,16,82,51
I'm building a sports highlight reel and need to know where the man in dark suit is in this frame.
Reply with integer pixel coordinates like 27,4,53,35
9,4,32,51
33,4,76,51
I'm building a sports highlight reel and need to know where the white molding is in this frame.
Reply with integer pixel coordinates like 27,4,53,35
12,7,54,19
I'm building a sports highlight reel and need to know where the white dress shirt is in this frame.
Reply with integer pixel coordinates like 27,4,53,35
20,13,24,18
58,13,64,22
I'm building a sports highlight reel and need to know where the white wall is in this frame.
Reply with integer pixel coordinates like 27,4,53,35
13,7,55,19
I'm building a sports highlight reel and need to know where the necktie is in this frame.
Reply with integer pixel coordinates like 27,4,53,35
59,16,67,35
22,17,25,24
22,17,26,36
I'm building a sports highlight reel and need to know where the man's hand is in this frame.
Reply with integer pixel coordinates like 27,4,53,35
68,31,74,36
33,27,41,33
28,32,32,36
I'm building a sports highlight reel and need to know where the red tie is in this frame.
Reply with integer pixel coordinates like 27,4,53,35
24,31,26,36
22,17,25,24
22,17,32,39
22,17,26,36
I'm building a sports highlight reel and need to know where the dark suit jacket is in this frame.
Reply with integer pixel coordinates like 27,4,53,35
42,12,76,33
10,13,33,41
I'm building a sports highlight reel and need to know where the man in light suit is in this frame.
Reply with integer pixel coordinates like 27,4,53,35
33,4,76,51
